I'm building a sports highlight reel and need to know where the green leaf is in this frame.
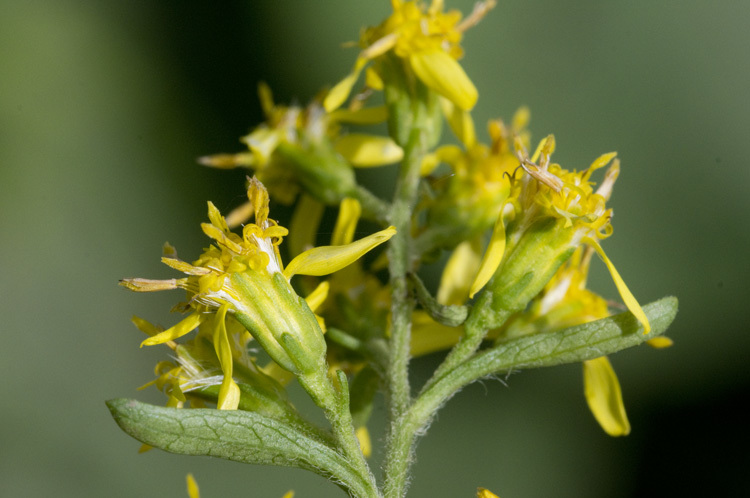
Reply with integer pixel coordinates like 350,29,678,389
481,295,679,371
411,296,678,427
106,399,370,497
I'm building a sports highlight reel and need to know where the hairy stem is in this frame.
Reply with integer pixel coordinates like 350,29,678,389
298,371,381,498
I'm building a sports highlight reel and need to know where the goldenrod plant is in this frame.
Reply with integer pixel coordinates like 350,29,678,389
108,1,677,496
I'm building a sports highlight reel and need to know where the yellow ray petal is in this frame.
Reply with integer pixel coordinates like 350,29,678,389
140,313,203,347
587,239,651,334
440,97,476,148
647,336,674,348
477,488,501,498
283,227,396,278
511,106,530,132
288,195,325,258
206,201,229,232
332,198,362,246
201,222,243,253
437,238,482,306
356,426,372,459
186,473,200,498
409,49,478,110
329,105,388,125
410,311,463,357
583,357,630,436
324,58,368,112
469,212,507,298
305,281,330,313
365,67,384,90
589,151,618,172
214,305,240,410
334,133,404,167
224,200,254,229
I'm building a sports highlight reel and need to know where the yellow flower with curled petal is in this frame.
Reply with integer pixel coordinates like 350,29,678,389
326,0,495,112
121,177,395,408
470,135,651,335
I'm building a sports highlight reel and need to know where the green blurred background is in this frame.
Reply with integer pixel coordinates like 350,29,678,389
2,1,748,496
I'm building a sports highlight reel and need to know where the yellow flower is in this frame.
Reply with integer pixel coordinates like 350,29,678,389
420,108,529,250
121,177,395,408
326,0,496,112
200,84,401,207
469,135,651,335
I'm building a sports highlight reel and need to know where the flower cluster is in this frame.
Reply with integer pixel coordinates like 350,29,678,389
114,2,674,497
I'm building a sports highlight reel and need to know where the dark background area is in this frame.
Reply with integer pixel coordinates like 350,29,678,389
2,1,748,496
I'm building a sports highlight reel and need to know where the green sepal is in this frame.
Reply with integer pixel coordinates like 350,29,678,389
106,399,371,497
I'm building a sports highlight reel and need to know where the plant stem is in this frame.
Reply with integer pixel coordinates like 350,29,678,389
385,127,424,418
420,298,506,395
382,127,427,498
298,372,381,498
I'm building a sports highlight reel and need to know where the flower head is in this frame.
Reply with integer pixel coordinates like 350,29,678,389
121,177,395,408
326,0,495,113
420,108,530,250
469,136,650,335
200,84,401,207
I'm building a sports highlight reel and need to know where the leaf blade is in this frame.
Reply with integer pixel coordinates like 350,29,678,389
106,399,369,496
